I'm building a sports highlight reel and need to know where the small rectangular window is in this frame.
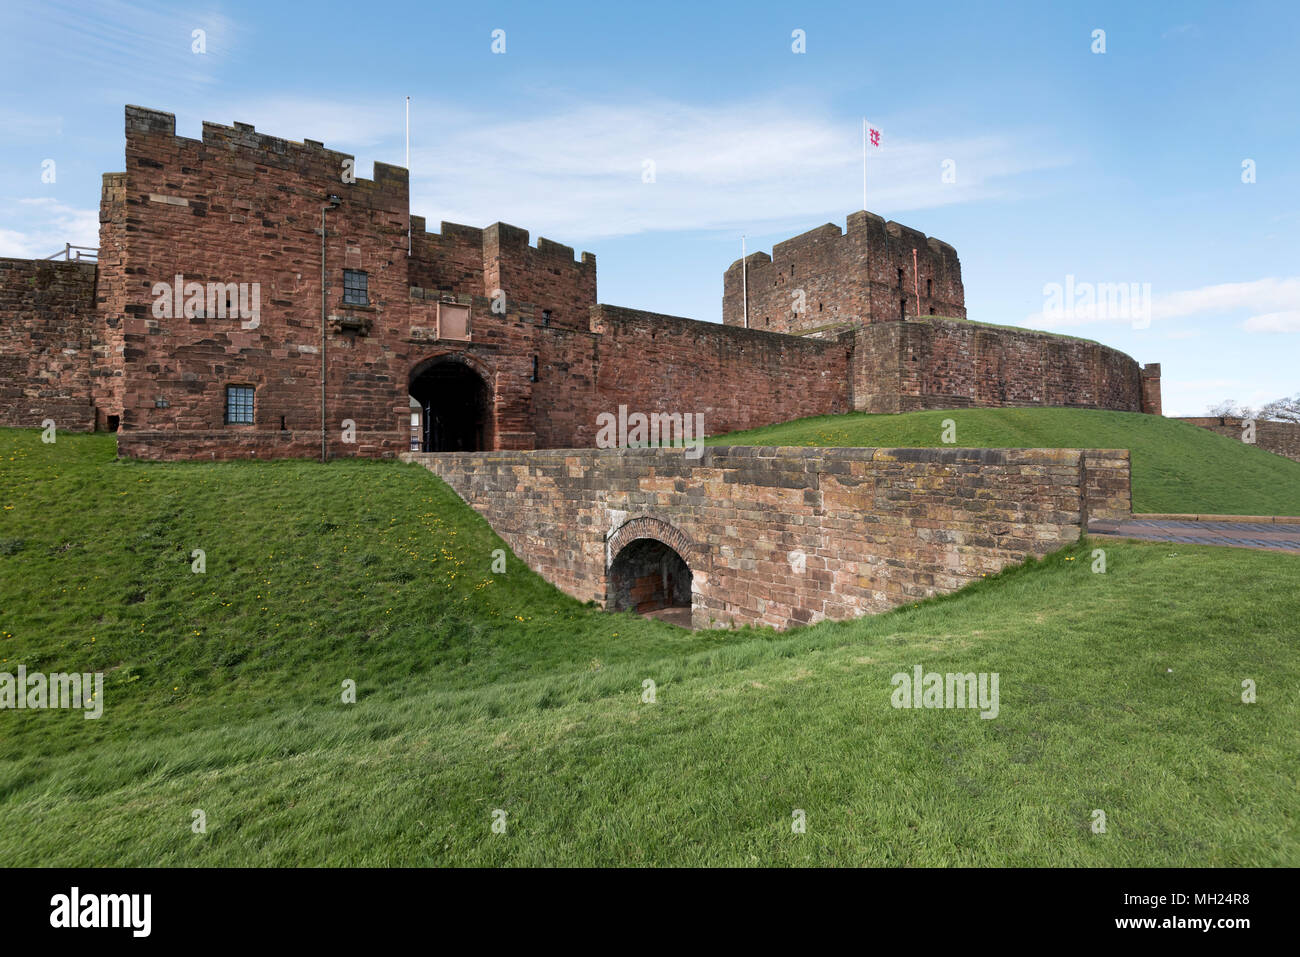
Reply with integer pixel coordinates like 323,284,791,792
343,269,369,305
900,299,907,319
926,279,933,297
542,309,552,327
225,385,254,425
531,355,539,382
897,268,904,288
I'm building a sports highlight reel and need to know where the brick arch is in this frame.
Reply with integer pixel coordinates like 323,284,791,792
606,515,704,571
605,515,703,621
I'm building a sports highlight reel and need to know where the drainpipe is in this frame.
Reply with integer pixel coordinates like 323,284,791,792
321,195,341,463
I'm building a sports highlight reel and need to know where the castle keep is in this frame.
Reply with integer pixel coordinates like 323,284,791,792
0,105,1161,461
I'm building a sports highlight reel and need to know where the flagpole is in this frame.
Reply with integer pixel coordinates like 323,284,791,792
405,95,411,257
862,117,867,211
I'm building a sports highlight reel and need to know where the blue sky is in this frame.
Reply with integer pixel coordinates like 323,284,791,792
2,0,1296,416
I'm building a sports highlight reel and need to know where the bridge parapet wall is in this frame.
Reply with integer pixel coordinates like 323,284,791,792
402,445,1129,629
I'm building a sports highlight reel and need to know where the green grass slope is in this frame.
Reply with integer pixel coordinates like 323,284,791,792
710,407,1300,516
0,429,1297,866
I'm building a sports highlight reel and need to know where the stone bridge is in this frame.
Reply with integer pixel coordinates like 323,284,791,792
402,446,1131,630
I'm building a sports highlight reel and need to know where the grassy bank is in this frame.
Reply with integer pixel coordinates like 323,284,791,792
0,429,1296,865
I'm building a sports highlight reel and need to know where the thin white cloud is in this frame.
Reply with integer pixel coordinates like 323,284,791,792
10,0,240,94
400,97,1067,238
1243,310,1300,333
1025,277,1300,333
1,92,1065,260
0,199,98,258
153,93,1067,240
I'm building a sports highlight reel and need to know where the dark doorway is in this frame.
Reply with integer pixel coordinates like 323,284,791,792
608,538,692,625
409,362,489,452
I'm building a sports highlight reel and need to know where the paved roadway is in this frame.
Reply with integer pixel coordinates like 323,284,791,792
1088,518,1300,553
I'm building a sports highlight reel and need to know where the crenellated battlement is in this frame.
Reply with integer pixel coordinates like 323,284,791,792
408,217,596,326
125,105,408,212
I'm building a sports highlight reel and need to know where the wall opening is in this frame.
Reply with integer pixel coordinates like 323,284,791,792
409,360,490,452
608,538,692,627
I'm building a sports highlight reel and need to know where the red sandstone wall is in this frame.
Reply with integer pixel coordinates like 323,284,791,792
533,305,851,448
0,258,98,430
100,104,852,462
408,218,488,296
483,224,596,332
1139,363,1162,416
409,217,596,333
1082,449,1133,521
111,106,420,460
407,445,1126,630
1176,416,1300,464
723,210,965,334
92,172,128,428
852,317,1155,414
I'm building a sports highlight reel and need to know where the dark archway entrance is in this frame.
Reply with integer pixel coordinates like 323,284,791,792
410,361,490,452
608,538,692,626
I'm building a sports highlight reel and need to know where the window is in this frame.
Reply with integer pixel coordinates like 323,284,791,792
542,309,552,327
530,355,540,382
225,385,254,425
897,268,904,289
929,306,935,315
926,279,933,297
343,269,369,306
900,299,907,319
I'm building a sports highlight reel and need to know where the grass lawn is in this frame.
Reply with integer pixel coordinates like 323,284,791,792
0,428,1296,866
710,407,1300,516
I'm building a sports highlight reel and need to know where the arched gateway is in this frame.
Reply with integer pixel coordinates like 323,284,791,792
409,356,492,452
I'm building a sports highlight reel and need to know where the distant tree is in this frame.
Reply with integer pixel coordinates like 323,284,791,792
1206,399,1255,419
1257,393,1300,424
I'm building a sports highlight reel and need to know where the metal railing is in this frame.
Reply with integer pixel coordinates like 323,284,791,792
43,243,99,263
